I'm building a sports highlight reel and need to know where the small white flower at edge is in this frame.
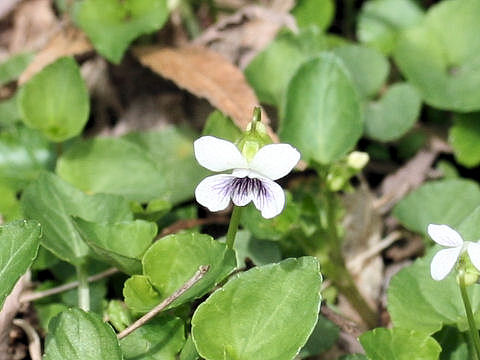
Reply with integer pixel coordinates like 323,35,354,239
194,136,300,219
428,224,480,280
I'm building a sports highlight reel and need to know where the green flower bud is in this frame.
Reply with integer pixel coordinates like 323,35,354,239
457,252,480,286
236,107,272,161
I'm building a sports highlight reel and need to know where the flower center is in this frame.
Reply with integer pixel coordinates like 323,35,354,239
226,177,267,199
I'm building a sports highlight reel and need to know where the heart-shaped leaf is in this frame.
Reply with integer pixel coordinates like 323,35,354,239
74,0,169,63
18,57,89,142
191,257,322,360
0,220,41,310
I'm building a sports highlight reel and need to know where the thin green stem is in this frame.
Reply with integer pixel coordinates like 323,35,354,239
226,206,242,250
459,273,480,360
179,0,201,38
76,264,90,312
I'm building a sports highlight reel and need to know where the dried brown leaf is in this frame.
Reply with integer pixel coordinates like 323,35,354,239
19,27,93,84
133,45,277,140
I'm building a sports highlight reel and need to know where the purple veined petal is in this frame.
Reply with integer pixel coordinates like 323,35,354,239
249,143,301,180
430,247,462,281
194,136,248,172
252,178,285,219
467,242,480,272
194,174,235,212
229,176,257,207
427,224,464,247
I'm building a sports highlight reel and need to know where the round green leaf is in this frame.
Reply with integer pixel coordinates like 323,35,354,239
74,0,168,63
142,232,236,310
18,57,89,142
280,54,363,164
43,308,122,360
357,0,424,54
332,44,390,98
291,0,334,31
0,220,41,310
74,218,157,275
191,257,322,360
120,315,185,360
449,113,480,168
364,83,422,141
393,0,480,111
393,179,480,236
360,328,441,360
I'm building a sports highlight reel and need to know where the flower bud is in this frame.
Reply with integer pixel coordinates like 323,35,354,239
236,107,272,161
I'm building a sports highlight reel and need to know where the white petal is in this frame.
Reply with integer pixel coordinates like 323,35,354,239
252,178,285,219
230,180,255,207
194,136,247,172
195,174,234,212
430,247,462,280
249,143,301,180
467,242,480,272
427,224,464,247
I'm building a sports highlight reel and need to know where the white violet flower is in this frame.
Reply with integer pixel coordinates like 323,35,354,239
428,224,480,281
194,136,300,219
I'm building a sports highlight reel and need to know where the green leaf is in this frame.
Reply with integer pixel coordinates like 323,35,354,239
123,275,162,314
21,172,132,265
141,232,236,310
74,218,157,274
357,0,424,54
0,125,55,191
449,113,480,168
131,198,172,222
120,315,185,360
393,179,480,235
456,206,480,242
280,53,363,164
191,257,322,360
57,127,205,203
0,184,22,221
43,308,122,360
106,300,133,332
0,52,34,86
435,326,470,360
393,0,480,111
18,57,89,142
0,220,41,309
202,111,241,143
35,303,69,331
359,328,441,360
179,335,199,360
244,27,329,106
388,245,480,334
364,83,422,141
332,44,389,98
231,230,281,268
291,0,334,31
74,0,169,63
298,314,339,358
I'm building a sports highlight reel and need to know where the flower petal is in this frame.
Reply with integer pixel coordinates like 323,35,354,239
249,143,301,180
430,247,462,280
467,242,480,272
252,178,285,219
194,136,247,172
195,174,234,212
427,224,464,247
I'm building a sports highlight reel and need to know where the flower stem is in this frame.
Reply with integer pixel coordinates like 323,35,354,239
459,273,480,360
226,206,242,250
76,264,90,312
